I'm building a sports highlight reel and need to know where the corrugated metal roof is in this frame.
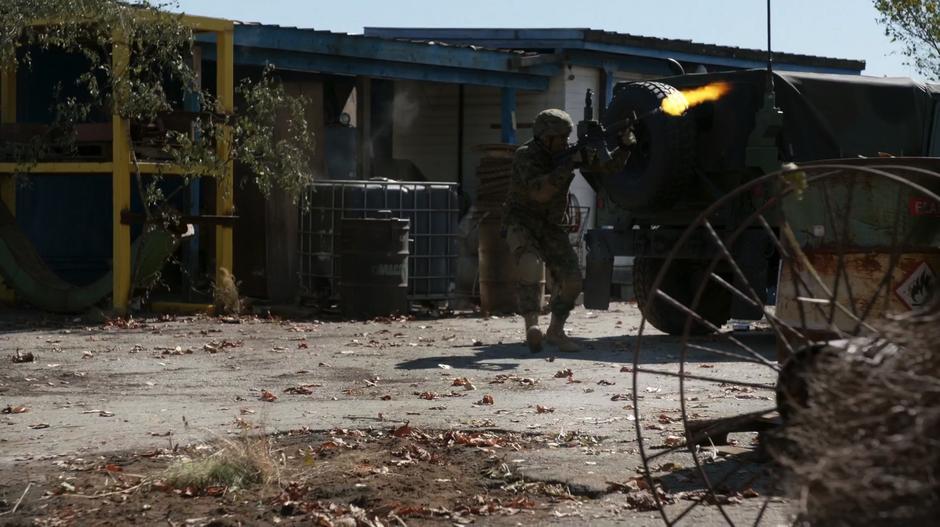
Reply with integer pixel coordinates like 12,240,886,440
232,22,534,56
581,29,864,71
362,28,865,72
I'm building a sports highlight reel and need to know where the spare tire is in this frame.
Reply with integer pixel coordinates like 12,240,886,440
599,81,694,211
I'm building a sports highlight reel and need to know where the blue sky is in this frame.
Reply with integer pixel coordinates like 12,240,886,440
174,0,920,80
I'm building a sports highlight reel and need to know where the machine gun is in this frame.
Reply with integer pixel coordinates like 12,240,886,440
555,89,653,167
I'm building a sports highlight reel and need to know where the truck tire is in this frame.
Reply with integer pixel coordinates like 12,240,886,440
601,81,694,211
633,257,731,335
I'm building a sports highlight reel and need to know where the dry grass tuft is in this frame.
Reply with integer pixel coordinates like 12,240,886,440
213,267,242,315
775,299,940,526
164,435,279,491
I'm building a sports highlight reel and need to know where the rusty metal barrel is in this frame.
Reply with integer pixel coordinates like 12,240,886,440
475,144,546,314
478,216,516,314
338,217,410,318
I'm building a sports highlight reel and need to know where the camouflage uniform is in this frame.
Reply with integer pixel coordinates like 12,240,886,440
503,110,630,323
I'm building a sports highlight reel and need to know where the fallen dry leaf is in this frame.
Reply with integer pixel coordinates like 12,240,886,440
620,366,632,373
479,394,495,405
2,405,28,414
284,385,315,395
205,486,226,497
452,377,477,390
536,405,555,414
554,369,573,378
392,423,414,438
597,379,616,386
260,390,278,402
664,435,684,447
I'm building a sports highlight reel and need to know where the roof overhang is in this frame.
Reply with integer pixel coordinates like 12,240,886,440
198,25,558,91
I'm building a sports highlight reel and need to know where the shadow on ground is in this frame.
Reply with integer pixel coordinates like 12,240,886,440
396,332,779,372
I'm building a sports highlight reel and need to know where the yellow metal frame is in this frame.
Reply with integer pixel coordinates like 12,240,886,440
0,14,235,313
0,65,17,302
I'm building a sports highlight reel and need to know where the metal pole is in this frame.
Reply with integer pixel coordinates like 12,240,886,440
215,27,235,284
767,0,773,76
0,64,16,303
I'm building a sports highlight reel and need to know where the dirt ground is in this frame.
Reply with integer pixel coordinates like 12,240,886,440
0,303,790,526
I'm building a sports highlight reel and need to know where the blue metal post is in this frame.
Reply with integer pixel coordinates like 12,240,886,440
603,69,615,109
500,87,516,144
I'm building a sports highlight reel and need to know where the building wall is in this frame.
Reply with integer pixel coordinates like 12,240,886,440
459,74,566,201
391,74,566,200
391,81,459,182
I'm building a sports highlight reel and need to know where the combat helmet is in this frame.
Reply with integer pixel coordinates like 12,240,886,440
533,109,574,138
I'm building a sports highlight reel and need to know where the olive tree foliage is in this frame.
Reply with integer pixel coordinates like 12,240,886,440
874,0,940,79
0,0,315,211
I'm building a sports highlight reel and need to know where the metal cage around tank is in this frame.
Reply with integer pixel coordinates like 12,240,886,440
298,180,459,303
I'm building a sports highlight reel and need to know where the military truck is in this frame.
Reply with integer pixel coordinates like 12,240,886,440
579,69,940,335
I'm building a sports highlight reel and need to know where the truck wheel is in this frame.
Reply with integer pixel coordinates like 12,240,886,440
601,81,694,211
633,257,731,335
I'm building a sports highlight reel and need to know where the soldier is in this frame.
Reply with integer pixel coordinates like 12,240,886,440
504,109,633,353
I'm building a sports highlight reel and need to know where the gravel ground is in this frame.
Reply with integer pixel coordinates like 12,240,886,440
0,303,791,526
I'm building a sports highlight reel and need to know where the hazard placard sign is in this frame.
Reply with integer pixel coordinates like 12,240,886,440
895,261,936,310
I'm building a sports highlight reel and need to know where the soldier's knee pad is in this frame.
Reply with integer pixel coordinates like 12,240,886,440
516,251,544,284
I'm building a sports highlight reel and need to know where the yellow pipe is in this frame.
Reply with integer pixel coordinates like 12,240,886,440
111,33,132,314
0,65,16,303
215,28,235,284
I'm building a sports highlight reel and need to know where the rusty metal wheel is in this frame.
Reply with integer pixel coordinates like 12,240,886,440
630,160,940,526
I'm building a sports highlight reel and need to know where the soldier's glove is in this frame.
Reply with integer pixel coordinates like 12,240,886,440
619,128,637,147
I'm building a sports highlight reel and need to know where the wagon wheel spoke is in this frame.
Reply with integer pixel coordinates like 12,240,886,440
752,496,772,527
637,368,775,391
699,220,801,357
819,176,861,325
654,289,771,366
667,457,753,526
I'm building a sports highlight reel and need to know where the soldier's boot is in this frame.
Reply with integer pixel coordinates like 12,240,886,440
546,313,580,353
524,313,542,353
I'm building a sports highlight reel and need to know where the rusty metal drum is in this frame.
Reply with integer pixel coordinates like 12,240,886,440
478,215,546,315
339,217,410,318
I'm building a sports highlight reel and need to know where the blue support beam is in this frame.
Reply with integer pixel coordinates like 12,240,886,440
201,45,550,91
501,87,516,144
603,69,615,109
